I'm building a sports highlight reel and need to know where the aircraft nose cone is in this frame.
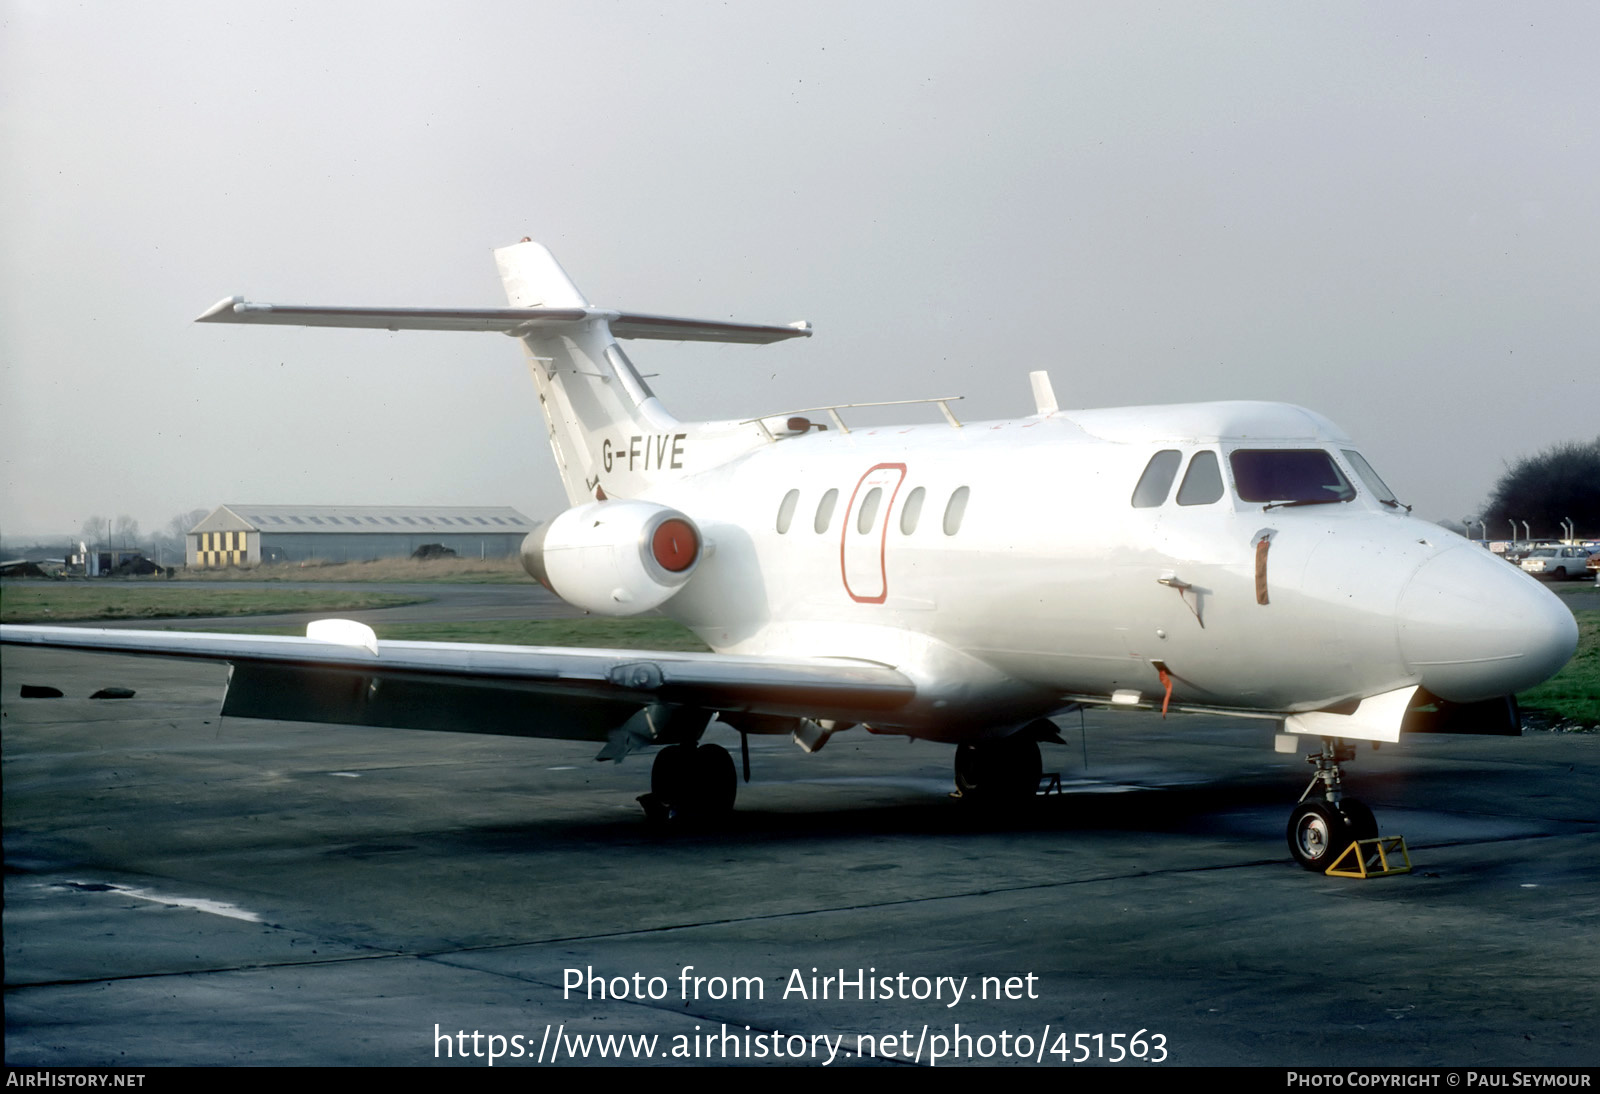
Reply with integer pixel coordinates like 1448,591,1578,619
1397,546,1578,702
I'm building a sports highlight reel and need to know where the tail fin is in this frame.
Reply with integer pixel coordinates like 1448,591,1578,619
197,240,810,507
495,240,589,309
496,242,678,504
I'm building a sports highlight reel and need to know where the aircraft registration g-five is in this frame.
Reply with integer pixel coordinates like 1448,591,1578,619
1,241,1579,870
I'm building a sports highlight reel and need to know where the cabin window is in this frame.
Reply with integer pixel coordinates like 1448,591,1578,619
776,488,800,534
1341,450,1399,506
1131,450,1182,508
899,486,926,534
857,487,883,534
1230,449,1354,506
814,488,839,533
1176,451,1224,506
943,486,971,535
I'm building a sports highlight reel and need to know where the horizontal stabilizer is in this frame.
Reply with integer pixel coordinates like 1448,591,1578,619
613,312,812,343
196,297,811,344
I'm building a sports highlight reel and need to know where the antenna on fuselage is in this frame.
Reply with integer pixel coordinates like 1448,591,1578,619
1030,370,1058,415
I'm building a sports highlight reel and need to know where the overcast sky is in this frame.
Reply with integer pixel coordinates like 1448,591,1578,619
3,1,1597,542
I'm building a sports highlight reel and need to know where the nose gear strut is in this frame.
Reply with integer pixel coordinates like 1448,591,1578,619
1286,737,1378,871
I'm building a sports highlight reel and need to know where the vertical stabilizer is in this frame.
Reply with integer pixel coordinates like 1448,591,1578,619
495,242,590,309
495,241,679,505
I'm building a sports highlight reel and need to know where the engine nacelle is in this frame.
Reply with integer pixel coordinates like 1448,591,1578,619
520,499,703,616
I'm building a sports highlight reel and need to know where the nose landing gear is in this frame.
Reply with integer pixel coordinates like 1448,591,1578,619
1287,738,1378,871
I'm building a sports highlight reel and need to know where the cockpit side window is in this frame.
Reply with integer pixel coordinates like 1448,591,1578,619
1341,450,1398,506
1230,449,1355,505
1131,450,1182,508
1176,450,1224,506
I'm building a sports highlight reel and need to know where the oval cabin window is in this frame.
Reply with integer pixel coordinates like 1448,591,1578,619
942,486,970,535
899,486,926,534
776,488,800,534
814,488,839,534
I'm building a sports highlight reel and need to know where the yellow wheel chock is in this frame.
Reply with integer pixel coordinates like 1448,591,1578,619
1326,835,1411,878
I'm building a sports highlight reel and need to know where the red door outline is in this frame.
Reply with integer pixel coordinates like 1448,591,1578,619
840,463,907,604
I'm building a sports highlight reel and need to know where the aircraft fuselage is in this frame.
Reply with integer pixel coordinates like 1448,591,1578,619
632,400,1575,741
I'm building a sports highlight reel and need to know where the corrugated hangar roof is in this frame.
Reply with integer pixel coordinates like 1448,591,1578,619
190,505,536,535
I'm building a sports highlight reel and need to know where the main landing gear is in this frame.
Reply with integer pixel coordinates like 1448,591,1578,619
953,731,1045,808
1287,738,1378,871
643,742,738,821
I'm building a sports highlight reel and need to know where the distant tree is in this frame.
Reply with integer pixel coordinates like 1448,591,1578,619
169,507,210,541
1480,437,1600,539
153,508,211,562
111,514,140,548
79,514,107,547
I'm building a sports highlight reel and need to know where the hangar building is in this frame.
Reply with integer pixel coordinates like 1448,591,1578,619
187,505,536,567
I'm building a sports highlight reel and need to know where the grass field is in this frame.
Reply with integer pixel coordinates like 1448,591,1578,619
174,557,532,584
1,584,427,623
234,617,709,651
1517,609,1600,728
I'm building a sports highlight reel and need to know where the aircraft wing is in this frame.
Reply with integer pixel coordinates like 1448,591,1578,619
0,625,913,752
195,298,812,344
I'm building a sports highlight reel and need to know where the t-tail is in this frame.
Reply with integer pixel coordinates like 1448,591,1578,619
195,239,812,505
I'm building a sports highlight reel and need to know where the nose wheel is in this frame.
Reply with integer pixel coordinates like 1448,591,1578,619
1287,798,1377,870
1287,739,1379,871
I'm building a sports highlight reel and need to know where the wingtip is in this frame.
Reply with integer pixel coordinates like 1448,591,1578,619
195,295,244,323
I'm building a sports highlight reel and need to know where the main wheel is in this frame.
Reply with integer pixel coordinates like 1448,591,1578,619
1287,800,1352,871
651,744,690,801
650,743,736,820
954,736,1042,807
685,743,737,819
953,743,986,798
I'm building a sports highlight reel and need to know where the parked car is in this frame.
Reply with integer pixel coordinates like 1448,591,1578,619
1519,545,1594,580
1499,542,1533,565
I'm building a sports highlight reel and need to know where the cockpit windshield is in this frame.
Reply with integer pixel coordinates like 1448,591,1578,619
1229,449,1356,508
1341,450,1402,508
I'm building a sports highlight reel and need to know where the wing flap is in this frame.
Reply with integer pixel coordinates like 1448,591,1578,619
221,661,640,740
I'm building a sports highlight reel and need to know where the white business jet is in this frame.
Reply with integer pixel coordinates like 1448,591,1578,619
1,241,1579,869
